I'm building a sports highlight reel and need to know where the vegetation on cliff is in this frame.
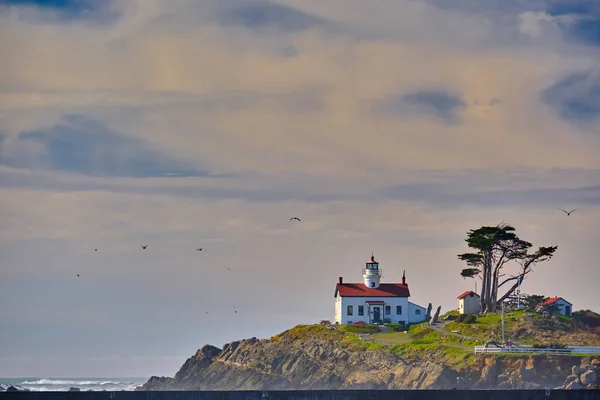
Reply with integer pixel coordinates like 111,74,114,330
137,310,600,391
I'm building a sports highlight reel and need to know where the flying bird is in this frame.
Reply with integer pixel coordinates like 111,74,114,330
560,208,577,216
290,217,301,222
77,274,80,277
197,248,202,251
141,245,148,249
95,249,98,252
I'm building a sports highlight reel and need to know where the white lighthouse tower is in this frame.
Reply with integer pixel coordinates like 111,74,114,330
363,254,383,288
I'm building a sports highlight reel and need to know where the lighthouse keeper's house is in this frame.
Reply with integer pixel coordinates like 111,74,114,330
334,255,427,326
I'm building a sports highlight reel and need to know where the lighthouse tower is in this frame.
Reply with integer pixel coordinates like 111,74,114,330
363,254,383,288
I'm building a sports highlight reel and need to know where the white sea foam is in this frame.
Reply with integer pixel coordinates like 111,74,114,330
1,377,147,392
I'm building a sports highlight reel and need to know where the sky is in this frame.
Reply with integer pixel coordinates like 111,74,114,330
0,0,599,378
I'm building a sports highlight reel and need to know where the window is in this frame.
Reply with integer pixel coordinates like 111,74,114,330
415,309,421,315
396,305,402,315
370,282,375,287
347,305,353,316
358,306,364,316
469,293,474,297
385,305,391,315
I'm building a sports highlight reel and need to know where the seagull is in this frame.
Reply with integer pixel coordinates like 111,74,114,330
197,248,202,251
290,217,301,222
560,208,577,216
95,249,98,252
77,274,80,277
141,245,148,249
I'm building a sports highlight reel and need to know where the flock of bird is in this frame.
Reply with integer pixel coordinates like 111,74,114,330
80,216,303,271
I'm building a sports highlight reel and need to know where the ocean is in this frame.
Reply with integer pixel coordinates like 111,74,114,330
0,378,147,392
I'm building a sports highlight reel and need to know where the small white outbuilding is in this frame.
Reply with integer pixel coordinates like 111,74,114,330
457,290,480,315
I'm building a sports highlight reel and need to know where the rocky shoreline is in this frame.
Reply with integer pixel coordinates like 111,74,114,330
135,328,600,391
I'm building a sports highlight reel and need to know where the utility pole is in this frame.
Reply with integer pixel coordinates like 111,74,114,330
501,301,505,343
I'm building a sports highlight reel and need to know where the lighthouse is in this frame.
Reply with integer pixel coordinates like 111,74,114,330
334,253,428,325
363,254,382,288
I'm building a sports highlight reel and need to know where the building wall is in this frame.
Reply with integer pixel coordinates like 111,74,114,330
334,295,426,325
407,302,427,324
459,293,480,314
334,294,342,323
553,299,572,316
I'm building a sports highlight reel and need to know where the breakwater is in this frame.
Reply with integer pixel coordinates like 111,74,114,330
1,390,600,400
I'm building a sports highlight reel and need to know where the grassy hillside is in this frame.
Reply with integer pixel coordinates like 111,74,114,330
323,309,600,371
439,309,600,346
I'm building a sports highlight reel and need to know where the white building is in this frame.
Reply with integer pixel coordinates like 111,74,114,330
334,255,427,326
457,290,480,315
538,296,573,317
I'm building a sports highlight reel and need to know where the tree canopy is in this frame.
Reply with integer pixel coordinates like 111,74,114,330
457,222,557,314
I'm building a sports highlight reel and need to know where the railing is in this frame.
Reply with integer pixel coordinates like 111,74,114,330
362,269,382,277
475,345,600,355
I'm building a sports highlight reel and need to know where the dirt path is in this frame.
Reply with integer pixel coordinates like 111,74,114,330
429,321,489,342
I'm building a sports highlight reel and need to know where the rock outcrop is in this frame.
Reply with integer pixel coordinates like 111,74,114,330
429,306,441,325
558,361,600,390
137,326,459,391
137,325,600,391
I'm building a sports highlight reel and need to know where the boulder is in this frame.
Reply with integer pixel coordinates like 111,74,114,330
581,369,597,386
430,306,441,325
566,380,582,390
520,366,537,382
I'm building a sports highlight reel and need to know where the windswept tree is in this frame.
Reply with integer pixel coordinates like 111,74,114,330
458,223,557,314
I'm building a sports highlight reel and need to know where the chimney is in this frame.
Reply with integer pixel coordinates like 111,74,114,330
402,270,406,285
339,276,343,285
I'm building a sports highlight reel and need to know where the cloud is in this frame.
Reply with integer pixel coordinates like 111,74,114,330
0,115,210,177
373,89,467,124
541,69,600,126
546,0,600,47
216,0,326,32
417,0,546,15
0,0,121,25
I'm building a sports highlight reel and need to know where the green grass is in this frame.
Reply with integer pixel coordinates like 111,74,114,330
373,332,414,345
339,324,380,334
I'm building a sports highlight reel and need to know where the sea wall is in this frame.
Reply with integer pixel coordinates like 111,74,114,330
1,390,600,400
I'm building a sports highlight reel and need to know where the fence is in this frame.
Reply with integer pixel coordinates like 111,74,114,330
475,345,600,355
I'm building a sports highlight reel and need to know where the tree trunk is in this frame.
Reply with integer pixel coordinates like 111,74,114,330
479,255,487,314
481,252,491,313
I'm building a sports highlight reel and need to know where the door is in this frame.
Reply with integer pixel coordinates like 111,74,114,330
565,305,571,316
373,307,381,323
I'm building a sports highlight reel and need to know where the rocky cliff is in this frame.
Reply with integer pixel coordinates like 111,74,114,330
137,325,600,391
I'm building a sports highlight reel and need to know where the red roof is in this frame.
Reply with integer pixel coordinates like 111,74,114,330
335,283,410,297
538,297,572,306
457,290,479,299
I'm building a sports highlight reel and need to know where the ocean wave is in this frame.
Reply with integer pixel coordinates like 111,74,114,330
2,378,146,392
21,379,124,385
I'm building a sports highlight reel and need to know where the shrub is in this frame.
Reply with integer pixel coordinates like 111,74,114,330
387,323,406,332
463,314,477,324
341,324,380,334
456,314,466,323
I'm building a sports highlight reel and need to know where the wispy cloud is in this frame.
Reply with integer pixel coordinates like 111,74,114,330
0,0,122,25
546,0,600,47
372,89,467,124
541,69,600,127
0,115,209,177
216,0,326,32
